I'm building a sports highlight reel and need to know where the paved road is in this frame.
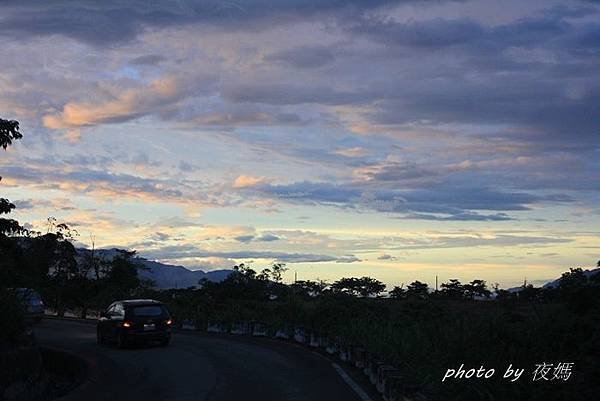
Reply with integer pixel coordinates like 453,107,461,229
34,319,364,401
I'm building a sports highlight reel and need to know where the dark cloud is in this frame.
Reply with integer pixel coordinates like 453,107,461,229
178,160,200,172
358,161,438,182
351,17,486,49
390,235,572,250
222,83,365,105
256,233,281,242
254,181,361,204
0,0,422,47
12,199,52,210
150,232,171,241
347,8,596,52
234,235,255,243
2,164,187,201
336,255,362,263
244,179,573,220
342,10,600,149
130,54,167,65
234,233,282,243
141,244,356,263
377,254,397,260
400,212,513,221
267,46,335,68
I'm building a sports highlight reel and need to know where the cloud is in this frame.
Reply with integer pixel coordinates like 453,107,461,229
389,234,572,250
0,1,420,47
335,255,362,263
332,147,368,158
350,17,486,49
141,244,353,263
234,235,255,243
233,233,281,243
178,161,200,173
232,175,271,189
354,161,439,182
242,179,566,219
342,11,600,149
150,232,171,241
256,233,281,242
267,46,335,68
12,198,75,211
42,74,211,130
2,0,599,285
400,212,513,221
222,82,367,106
377,253,397,261
192,109,305,128
0,163,227,206
130,54,167,66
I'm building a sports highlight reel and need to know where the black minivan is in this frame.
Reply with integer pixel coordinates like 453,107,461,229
97,299,172,348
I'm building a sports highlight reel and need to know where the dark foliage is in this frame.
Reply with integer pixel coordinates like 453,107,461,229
0,118,22,150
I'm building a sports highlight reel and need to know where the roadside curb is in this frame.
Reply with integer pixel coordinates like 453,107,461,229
43,314,97,325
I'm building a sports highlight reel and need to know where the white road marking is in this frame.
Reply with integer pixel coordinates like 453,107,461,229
332,362,374,401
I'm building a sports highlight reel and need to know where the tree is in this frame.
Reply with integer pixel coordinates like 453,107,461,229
202,263,271,300
291,279,328,298
464,279,491,299
0,198,24,236
559,268,587,293
331,277,386,298
405,280,429,299
0,118,25,236
440,279,465,300
269,263,288,284
94,250,142,308
518,284,542,303
389,285,406,299
0,118,22,150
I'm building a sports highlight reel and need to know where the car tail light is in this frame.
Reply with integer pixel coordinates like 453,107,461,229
166,319,172,326
122,321,132,328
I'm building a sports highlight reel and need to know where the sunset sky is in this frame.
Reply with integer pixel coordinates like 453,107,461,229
1,0,599,288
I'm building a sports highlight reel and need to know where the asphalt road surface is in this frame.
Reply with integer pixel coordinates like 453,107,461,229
34,319,365,401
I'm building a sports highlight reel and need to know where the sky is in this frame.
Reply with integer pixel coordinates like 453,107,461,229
1,0,599,289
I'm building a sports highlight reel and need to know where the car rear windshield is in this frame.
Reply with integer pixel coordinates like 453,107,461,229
130,305,165,317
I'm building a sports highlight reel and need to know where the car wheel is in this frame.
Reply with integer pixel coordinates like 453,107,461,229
117,332,128,349
96,329,104,345
159,337,170,347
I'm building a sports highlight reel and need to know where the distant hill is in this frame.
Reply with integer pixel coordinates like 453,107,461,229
542,267,600,289
77,248,233,289
505,267,600,293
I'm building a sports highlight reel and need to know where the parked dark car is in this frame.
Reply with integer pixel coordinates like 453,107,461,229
14,288,44,323
96,299,172,348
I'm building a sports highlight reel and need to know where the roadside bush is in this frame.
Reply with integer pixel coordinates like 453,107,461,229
0,287,25,346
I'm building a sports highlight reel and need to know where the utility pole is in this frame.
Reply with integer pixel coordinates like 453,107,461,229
435,275,438,292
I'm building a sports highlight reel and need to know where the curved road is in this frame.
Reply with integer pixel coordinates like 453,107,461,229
35,319,366,401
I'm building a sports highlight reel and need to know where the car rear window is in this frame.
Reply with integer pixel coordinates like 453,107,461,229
130,305,164,317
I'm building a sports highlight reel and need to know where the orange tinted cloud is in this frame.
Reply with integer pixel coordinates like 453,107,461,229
42,75,200,130
232,175,270,188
